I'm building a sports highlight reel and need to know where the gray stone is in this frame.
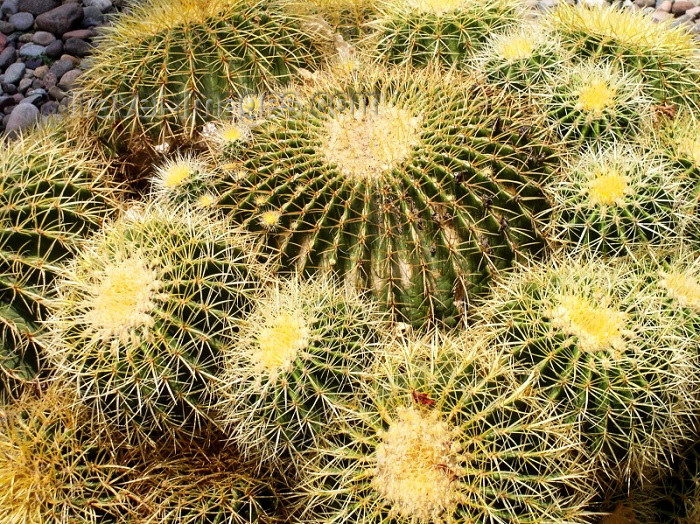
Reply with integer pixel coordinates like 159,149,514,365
40,99,57,114
0,95,13,110
5,102,38,135
658,0,673,10
44,38,61,57
63,28,93,39
0,21,15,34
671,13,694,25
18,33,33,43
32,30,54,45
20,91,45,105
40,70,55,88
81,5,102,26
18,43,45,57
652,10,675,21
35,4,82,35
3,61,25,84
0,47,14,70
57,67,79,89
17,0,58,15
17,76,30,91
686,5,700,17
64,37,91,57
635,0,655,6
1,0,18,16
1,81,16,94
9,12,34,31
673,0,696,14
84,0,111,12
48,57,72,78
47,84,63,101
32,63,46,78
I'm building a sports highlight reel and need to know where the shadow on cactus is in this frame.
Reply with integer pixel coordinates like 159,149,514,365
293,330,594,522
216,277,385,470
75,0,329,156
46,202,269,443
212,65,555,327
545,141,694,256
0,121,121,397
365,0,524,67
546,3,700,111
0,383,132,523
479,254,698,490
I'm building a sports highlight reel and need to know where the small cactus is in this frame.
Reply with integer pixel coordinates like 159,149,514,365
283,0,379,40
544,59,652,143
546,142,693,256
47,202,269,443
217,277,385,469
0,383,131,523
150,154,218,209
76,0,327,154
546,3,700,111
125,440,280,523
480,254,698,489
366,0,524,67
294,330,595,523
213,65,555,326
0,121,121,396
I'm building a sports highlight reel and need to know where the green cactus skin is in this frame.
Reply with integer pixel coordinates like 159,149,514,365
544,59,652,144
125,440,280,523
47,202,269,444
480,254,698,490
213,66,555,327
76,0,327,155
365,0,524,67
293,330,595,523
0,384,132,524
546,142,694,257
216,277,385,470
0,121,121,396
476,23,566,95
546,3,700,111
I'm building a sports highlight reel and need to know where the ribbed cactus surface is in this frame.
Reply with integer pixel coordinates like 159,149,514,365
0,122,120,396
214,66,555,326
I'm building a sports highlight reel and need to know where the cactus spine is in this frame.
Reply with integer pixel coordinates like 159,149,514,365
294,331,594,522
480,254,698,488
213,66,555,326
217,277,385,469
0,121,120,396
47,202,268,442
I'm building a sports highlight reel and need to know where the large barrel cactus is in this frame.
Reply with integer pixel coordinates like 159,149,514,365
213,66,555,326
77,0,328,153
480,254,698,489
294,331,594,523
47,203,269,443
0,122,120,396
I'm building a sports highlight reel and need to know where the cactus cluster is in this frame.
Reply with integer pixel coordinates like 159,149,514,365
213,65,554,327
0,122,120,396
47,202,268,442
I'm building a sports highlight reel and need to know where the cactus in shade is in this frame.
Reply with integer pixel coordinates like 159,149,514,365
544,59,651,143
125,440,280,523
545,3,700,111
546,142,693,256
150,154,218,209
217,277,385,469
46,203,269,443
654,248,700,331
0,122,121,396
213,66,555,327
479,255,698,489
366,0,524,67
0,384,131,523
76,0,327,154
294,330,595,523
283,0,379,40
475,23,565,95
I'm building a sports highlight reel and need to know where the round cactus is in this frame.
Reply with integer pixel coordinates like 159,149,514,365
0,383,131,523
0,121,121,396
283,0,379,40
294,330,594,523
545,3,700,111
125,440,280,523
480,254,698,489
544,59,652,143
654,247,700,332
217,277,385,469
47,202,269,443
546,142,693,256
476,22,565,94
366,0,524,67
150,154,218,209
76,0,328,154
213,65,555,326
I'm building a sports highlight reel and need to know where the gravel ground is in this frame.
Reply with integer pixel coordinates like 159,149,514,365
1,0,699,137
